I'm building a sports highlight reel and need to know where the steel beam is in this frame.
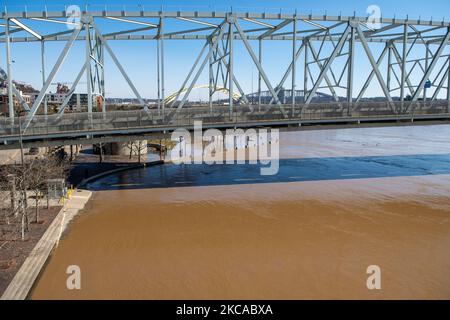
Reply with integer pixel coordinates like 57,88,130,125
447,57,450,113
391,45,415,95
242,18,275,29
175,23,226,111
347,24,355,111
387,43,392,92
400,24,408,111
104,17,158,27
100,39,105,113
86,22,93,115
23,26,82,130
410,28,450,102
431,64,448,101
103,25,156,38
268,42,305,105
91,20,147,110
5,18,13,119
228,20,234,114
259,19,292,39
258,39,262,109
160,17,166,112
215,46,250,105
10,18,42,40
209,40,213,111
40,40,48,115
356,45,389,102
308,42,341,103
355,24,395,110
175,17,218,28
234,19,284,112
30,17,80,27
304,39,308,103
448,56,450,112
292,17,297,113
423,44,429,103
170,41,209,108
57,64,87,115
156,33,161,111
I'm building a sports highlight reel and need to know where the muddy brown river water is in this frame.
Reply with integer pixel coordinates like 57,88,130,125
32,125,450,299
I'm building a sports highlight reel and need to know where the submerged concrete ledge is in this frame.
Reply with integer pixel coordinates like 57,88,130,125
77,160,164,188
0,189,92,300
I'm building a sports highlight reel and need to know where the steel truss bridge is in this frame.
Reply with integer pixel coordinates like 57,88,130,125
0,8,449,147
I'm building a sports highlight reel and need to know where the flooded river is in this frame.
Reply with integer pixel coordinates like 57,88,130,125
32,125,450,299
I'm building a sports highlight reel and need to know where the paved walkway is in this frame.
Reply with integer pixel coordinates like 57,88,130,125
0,189,92,300
0,149,20,165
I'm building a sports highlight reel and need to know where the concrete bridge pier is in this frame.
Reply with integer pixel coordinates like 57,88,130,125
94,141,148,162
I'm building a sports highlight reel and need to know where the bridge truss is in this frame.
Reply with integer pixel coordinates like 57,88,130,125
0,9,449,134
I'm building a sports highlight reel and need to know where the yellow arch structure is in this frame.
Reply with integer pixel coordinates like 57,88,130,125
164,85,242,105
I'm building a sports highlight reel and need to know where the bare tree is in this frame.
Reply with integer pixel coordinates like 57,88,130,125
126,141,134,160
0,169,12,226
2,164,29,240
0,152,70,240
27,158,47,223
126,141,147,163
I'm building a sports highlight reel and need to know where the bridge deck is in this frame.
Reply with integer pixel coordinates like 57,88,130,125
1,103,449,148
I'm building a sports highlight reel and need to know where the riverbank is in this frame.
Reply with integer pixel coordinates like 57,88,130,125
0,205,61,296
0,146,166,299
1,189,92,300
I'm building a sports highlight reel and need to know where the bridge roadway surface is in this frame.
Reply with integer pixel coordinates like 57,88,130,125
0,103,449,149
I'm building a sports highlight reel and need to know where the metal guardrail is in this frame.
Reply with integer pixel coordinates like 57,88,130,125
0,101,449,142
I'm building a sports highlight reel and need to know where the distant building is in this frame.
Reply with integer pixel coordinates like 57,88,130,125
0,80,105,115
0,86,34,115
0,80,38,115
28,92,100,112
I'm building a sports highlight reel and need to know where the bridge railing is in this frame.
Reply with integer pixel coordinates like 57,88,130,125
0,101,449,140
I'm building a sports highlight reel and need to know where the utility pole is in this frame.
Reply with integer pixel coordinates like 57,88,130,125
5,18,14,121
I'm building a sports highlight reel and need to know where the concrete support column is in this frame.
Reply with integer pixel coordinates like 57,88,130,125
101,141,148,157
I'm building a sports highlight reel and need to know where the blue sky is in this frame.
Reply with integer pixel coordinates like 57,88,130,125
1,0,449,100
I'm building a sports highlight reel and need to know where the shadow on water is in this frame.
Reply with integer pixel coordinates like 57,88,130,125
85,153,450,191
